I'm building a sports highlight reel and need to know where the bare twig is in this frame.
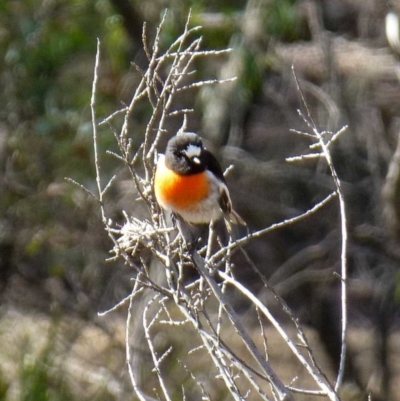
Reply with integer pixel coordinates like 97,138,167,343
91,39,105,219
292,66,348,392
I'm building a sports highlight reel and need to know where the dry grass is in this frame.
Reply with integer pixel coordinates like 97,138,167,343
2,305,400,400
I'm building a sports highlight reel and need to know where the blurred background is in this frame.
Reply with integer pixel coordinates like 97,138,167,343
2,0,400,400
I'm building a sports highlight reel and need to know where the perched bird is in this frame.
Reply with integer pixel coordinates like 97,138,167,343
154,132,245,231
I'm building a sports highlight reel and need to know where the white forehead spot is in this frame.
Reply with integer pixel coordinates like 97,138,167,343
185,144,201,158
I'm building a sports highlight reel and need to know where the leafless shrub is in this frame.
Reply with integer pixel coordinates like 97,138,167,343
85,11,349,401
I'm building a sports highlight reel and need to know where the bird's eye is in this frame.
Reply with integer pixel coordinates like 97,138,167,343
174,150,184,158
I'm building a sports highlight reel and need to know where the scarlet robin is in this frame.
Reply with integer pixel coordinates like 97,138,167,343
154,132,245,231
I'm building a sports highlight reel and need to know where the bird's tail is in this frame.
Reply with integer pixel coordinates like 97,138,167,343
224,209,246,233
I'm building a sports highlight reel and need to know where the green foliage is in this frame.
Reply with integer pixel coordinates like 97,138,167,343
19,353,71,401
238,47,263,98
265,0,304,42
18,320,72,401
0,371,9,400
0,0,125,286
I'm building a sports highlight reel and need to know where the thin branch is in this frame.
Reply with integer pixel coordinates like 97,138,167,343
98,286,144,316
292,67,348,392
155,48,232,60
64,177,98,201
143,299,173,401
176,77,237,92
91,39,104,217
210,191,337,265
126,280,150,401
286,153,324,161
99,106,128,125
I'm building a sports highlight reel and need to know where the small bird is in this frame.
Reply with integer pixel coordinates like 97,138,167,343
154,132,245,231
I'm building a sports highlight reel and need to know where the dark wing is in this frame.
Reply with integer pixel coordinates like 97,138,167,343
203,148,247,229
219,187,246,223
218,186,233,216
202,149,226,183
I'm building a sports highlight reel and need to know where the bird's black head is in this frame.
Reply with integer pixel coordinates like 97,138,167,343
165,132,205,175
